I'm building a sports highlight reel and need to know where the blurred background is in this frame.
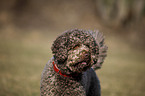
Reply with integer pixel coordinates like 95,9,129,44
0,0,145,96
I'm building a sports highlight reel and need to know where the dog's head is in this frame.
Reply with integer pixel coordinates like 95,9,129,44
51,29,99,74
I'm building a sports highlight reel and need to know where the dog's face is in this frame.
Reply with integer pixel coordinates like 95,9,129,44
51,29,99,74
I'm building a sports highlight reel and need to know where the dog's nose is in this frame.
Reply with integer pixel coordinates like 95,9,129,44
81,52,91,63
82,52,90,59
84,53,89,58
85,53,89,57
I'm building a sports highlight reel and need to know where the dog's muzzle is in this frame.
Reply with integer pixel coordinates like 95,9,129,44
66,44,92,73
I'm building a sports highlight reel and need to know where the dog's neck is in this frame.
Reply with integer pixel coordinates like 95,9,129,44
53,61,81,78
53,61,71,77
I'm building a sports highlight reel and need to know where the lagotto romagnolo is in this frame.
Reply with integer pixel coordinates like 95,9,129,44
40,29,108,96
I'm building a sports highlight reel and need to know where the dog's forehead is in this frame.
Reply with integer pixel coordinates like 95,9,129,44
68,44,89,53
69,31,90,37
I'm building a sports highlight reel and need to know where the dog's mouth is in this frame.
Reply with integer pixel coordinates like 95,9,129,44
73,61,87,67
66,58,92,73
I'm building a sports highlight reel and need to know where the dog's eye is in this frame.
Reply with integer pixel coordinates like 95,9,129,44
74,44,80,49
85,44,89,48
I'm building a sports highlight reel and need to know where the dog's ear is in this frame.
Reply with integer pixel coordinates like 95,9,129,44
89,30,108,70
51,33,68,63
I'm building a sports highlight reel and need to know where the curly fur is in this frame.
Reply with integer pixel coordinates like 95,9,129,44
40,29,107,96
52,29,99,64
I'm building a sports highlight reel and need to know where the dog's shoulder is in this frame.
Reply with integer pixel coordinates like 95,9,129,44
40,57,57,95
41,57,54,80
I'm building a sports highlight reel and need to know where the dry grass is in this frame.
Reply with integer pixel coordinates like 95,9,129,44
0,30,145,96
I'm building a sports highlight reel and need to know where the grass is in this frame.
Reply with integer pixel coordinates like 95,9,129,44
99,36,145,96
0,31,145,96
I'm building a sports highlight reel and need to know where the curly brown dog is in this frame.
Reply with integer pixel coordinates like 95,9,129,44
40,29,108,96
